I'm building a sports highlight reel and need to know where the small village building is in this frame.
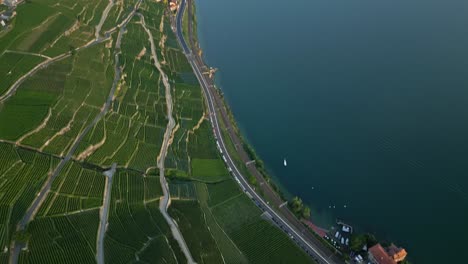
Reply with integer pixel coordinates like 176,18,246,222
387,244,408,262
169,0,178,12
0,20,6,27
3,0,17,7
368,242,408,264
368,244,397,264
1,11,15,21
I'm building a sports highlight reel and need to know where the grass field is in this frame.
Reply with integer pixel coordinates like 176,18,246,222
195,182,249,263
19,210,100,264
13,159,105,263
229,217,314,264
104,169,184,264
0,2,55,53
187,120,219,154
199,179,314,264
0,0,104,61
74,16,167,171
10,13,74,53
0,41,113,147
0,57,72,140
0,0,191,262
0,52,45,96
206,179,243,207
169,181,197,200
191,158,230,182
19,43,111,154
0,143,59,258
169,200,224,263
36,161,105,217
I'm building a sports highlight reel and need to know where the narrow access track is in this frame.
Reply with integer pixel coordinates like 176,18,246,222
3,49,51,59
96,163,117,264
138,12,195,264
175,1,342,264
0,53,69,103
95,0,115,40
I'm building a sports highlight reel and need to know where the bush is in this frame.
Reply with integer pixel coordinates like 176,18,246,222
350,233,378,252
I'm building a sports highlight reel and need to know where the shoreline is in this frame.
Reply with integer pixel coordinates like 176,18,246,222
184,0,325,228
177,0,344,262
172,0,346,263
177,2,415,263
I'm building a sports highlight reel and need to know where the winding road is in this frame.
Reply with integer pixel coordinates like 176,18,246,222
175,1,341,263
95,0,115,40
96,163,117,264
138,12,196,264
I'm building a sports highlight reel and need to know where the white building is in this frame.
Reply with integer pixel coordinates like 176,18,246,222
4,0,18,7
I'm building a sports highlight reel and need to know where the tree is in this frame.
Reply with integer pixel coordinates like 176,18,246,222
366,234,377,247
290,196,303,214
69,45,76,55
256,159,264,169
302,206,311,219
14,230,30,243
350,233,378,252
248,175,257,186
350,234,367,252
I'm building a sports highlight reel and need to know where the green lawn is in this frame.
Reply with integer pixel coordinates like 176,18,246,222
191,158,230,182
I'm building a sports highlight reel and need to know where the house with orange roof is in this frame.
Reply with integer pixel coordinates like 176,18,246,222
368,244,397,264
387,243,408,262
368,242,408,264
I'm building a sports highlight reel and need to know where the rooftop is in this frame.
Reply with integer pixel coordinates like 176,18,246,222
387,244,407,262
369,244,397,264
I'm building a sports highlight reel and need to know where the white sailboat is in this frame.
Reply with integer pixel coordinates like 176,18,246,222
283,158,287,167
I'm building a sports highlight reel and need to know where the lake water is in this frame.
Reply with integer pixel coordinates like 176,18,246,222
194,0,468,262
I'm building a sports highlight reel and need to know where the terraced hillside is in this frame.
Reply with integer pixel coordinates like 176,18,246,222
0,0,314,263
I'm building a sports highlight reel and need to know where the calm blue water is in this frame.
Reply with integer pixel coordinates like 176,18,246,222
194,0,468,262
